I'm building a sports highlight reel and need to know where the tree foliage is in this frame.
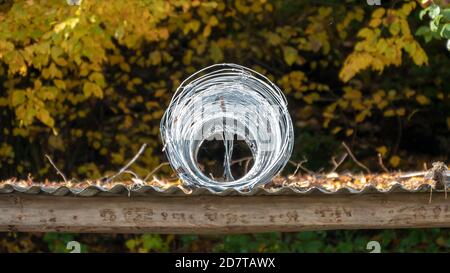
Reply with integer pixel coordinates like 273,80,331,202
416,0,450,49
0,0,448,177
0,0,449,254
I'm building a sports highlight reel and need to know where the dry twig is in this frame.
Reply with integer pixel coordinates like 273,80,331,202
124,170,140,180
231,156,254,174
231,157,253,165
144,162,171,182
330,153,348,173
106,144,147,183
341,142,371,174
244,158,253,173
289,157,314,175
45,154,68,183
377,153,390,173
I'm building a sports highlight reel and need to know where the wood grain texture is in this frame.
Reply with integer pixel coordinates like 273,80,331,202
0,193,449,233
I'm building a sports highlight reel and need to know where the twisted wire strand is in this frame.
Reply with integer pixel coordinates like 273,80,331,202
160,63,294,192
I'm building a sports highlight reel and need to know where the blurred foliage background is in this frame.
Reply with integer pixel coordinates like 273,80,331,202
0,0,449,252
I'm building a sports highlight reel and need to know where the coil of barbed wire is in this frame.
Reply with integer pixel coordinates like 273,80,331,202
160,63,294,192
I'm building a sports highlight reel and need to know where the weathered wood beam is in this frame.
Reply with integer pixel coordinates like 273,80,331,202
0,193,449,234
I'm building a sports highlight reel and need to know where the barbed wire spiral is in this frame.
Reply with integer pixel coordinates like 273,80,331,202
160,63,294,192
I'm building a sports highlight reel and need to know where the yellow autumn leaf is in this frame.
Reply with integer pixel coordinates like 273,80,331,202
355,111,367,123
303,92,320,104
209,42,223,62
411,43,428,66
416,94,430,105
372,8,385,19
376,146,388,157
405,88,415,98
384,109,395,117
0,40,14,58
83,82,104,99
339,52,373,82
208,16,219,26
89,72,106,87
400,2,416,16
389,22,400,35
149,51,162,65
369,18,382,28
183,20,201,35
11,90,26,107
396,108,405,116
389,155,401,167
54,18,79,33
343,87,362,100
332,126,342,134
36,108,54,128
282,46,298,66
53,79,66,90
357,28,373,38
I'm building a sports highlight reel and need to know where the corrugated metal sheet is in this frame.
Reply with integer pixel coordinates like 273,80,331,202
1,168,448,197
0,181,441,197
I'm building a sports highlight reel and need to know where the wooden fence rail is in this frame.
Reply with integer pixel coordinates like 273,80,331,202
0,192,449,233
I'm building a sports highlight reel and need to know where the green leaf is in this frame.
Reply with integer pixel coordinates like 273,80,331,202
440,24,450,39
419,8,429,20
415,26,430,36
442,9,450,20
428,4,441,19
430,20,438,32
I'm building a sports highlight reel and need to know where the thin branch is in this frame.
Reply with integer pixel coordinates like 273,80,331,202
124,170,140,180
144,162,171,182
106,144,147,183
45,154,68,183
289,160,304,178
230,156,254,174
244,158,253,174
290,162,302,178
377,153,390,173
125,170,146,189
399,171,427,179
289,157,314,175
231,156,253,165
341,142,371,174
330,152,348,173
